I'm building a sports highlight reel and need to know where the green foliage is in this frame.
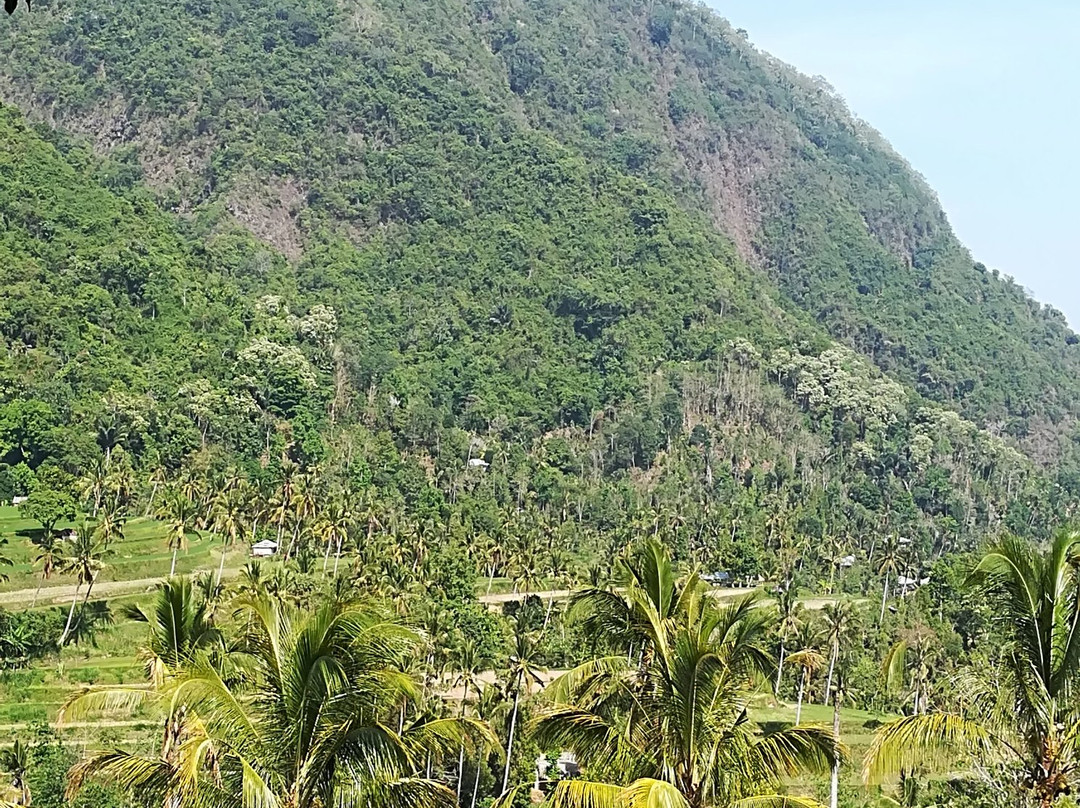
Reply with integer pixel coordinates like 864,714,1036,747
18,488,77,538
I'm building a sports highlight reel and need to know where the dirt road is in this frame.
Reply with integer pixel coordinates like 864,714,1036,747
0,566,241,607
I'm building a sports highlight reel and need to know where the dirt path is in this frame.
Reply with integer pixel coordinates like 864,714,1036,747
478,589,573,604
0,566,242,607
478,587,855,611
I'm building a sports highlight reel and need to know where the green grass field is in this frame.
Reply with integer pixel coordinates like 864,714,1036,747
0,505,241,598
0,504,243,753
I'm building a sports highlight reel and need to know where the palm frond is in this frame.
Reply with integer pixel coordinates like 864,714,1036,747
881,640,909,692
863,713,1003,783
240,755,280,808
58,685,157,723
546,779,623,808
544,656,631,705
618,778,690,808
532,706,629,766
399,715,500,764
66,750,173,802
358,777,459,808
730,795,825,808
751,724,840,779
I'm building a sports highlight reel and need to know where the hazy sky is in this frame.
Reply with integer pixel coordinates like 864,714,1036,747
710,1,1080,325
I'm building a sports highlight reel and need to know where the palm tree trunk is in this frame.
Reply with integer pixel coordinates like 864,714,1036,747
829,685,841,808
823,641,837,705
216,541,227,585
471,754,483,808
542,595,554,632
775,637,787,694
332,534,343,578
60,582,81,645
457,680,469,799
796,669,806,725
502,677,521,794
170,546,178,577
879,577,890,624
322,533,333,574
32,573,44,608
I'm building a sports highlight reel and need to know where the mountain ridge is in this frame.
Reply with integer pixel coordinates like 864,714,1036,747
0,0,1075,564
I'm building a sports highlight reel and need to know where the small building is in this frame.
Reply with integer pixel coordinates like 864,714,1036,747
535,751,580,790
11,496,27,506
252,539,278,558
839,554,856,568
701,571,731,586
467,458,489,469
897,574,929,595
555,751,579,777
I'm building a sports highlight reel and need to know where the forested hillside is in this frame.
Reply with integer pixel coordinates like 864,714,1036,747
0,0,1076,579
4,3,1080,808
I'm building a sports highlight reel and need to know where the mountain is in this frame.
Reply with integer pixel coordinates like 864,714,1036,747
0,0,1075,570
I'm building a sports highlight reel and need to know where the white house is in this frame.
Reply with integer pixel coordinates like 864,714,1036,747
252,539,278,558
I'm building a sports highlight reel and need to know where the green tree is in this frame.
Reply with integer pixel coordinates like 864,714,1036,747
157,491,200,577
61,576,222,762
316,495,352,576
866,530,1080,807
208,488,246,584
19,489,76,544
876,535,901,624
70,596,496,808
820,601,856,705
29,530,66,607
0,739,30,806
93,506,125,552
501,619,545,794
57,523,105,646
529,540,839,808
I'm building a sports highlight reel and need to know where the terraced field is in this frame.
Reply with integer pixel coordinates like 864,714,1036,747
0,506,231,597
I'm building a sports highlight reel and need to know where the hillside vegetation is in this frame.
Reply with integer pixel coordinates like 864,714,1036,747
0,3,1078,808
0,0,1074,565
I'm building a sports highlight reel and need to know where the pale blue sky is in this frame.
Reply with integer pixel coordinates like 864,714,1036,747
710,1,1080,325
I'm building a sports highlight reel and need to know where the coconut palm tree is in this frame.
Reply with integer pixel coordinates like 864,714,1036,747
209,487,246,584
774,586,802,694
881,626,938,716
0,739,29,806
144,465,169,516
526,540,840,808
94,504,126,551
821,601,856,705
58,523,106,646
68,596,497,808
866,530,1080,808
61,576,223,762
788,641,826,726
452,639,487,799
828,673,846,808
876,535,901,625
30,529,65,607
501,620,546,794
317,495,352,576
157,490,200,577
